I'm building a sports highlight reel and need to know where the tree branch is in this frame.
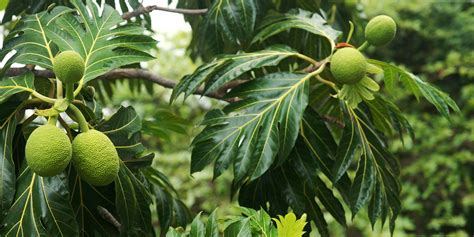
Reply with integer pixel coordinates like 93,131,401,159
122,5,207,20
4,67,232,102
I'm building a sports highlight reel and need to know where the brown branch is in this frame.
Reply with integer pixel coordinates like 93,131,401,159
4,67,234,102
321,115,344,128
122,5,207,20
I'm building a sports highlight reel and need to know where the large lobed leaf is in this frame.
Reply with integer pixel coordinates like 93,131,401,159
239,108,347,237
370,59,460,119
1,0,155,86
171,45,299,102
0,118,17,224
0,73,35,104
190,72,310,183
252,9,341,51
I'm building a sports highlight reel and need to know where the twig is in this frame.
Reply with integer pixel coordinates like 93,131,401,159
122,5,207,20
321,115,344,128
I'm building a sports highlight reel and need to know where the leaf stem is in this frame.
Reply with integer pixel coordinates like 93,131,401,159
73,79,84,97
31,90,56,103
296,53,320,67
69,104,90,133
316,75,338,91
358,41,369,51
48,115,58,125
346,21,355,43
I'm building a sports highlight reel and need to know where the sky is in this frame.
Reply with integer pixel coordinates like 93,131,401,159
142,0,190,33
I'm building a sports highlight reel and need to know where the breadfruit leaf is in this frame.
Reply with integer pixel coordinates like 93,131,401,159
186,0,268,59
0,0,155,85
274,213,307,237
114,163,153,236
0,165,79,236
369,59,460,118
0,72,35,103
239,108,347,237
0,117,17,224
0,6,72,72
252,9,340,50
190,72,310,182
338,106,401,230
44,0,154,83
96,106,150,164
171,45,299,102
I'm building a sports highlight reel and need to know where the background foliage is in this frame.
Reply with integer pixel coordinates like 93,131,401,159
0,0,472,236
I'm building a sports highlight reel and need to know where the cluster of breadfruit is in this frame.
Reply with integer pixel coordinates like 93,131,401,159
329,15,397,85
25,51,120,186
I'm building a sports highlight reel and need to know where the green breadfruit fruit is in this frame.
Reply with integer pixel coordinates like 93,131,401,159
365,15,397,46
25,124,72,177
53,50,85,84
72,130,120,186
330,47,367,85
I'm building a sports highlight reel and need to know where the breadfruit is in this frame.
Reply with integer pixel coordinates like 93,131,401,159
53,51,85,84
25,125,72,177
365,15,397,46
72,130,119,186
330,47,367,85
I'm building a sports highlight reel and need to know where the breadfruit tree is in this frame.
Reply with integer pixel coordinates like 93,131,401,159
0,0,459,236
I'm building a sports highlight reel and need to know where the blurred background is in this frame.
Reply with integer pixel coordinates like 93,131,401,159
2,0,473,236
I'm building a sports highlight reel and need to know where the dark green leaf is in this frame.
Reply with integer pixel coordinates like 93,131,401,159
370,59,460,118
97,106,146,163
115,163,153,236
224,218,251,237
332,112,361,183
172,45,299,101
0,117,16,223
252,9,340,50
191,72,310,182
0,7,71,71
0,73,35,103
45,0,154,83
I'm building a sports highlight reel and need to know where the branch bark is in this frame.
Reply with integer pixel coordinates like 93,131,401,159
4,67,231,102
122,5,207,20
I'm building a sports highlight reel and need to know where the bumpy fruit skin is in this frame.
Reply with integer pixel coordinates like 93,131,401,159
330,47,367,85
72,130,119,186
365,15,397,46
53,51,85,84
25,125,72,177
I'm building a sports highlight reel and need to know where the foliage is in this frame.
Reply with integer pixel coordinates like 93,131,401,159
363,1,474,235
165,207,307,237
0,0,465,236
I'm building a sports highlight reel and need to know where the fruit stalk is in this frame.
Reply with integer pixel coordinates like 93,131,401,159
69,104,90,132
66,83,75,103
358,41,369,51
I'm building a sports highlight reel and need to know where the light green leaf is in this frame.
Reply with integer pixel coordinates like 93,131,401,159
274,213,307,237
